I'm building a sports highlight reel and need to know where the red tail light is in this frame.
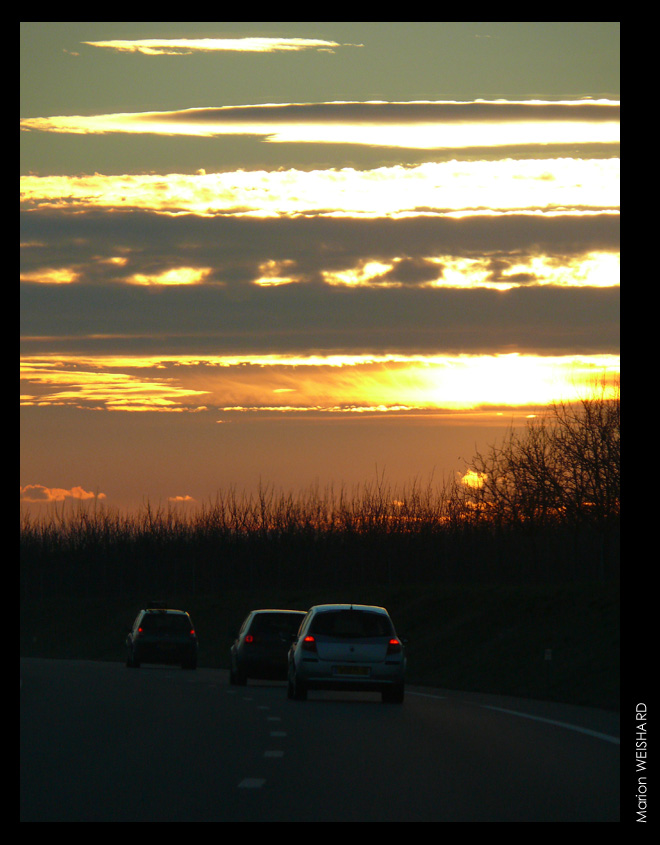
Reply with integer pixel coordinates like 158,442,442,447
190,629,196,637
244,634,255,644
301,635,317,653
386,638,402,655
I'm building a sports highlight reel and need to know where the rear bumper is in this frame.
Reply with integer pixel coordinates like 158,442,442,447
302,677,404,693
133,643,197,665
293,658,405,690
236,654,288,679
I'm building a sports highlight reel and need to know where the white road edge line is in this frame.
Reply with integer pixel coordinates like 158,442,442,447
407,692,447,700
480,705,620,745
406,691,619,745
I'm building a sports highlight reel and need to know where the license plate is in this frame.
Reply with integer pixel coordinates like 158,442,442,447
333,665,370,677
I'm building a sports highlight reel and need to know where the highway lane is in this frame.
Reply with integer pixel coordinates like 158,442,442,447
20,658,620,822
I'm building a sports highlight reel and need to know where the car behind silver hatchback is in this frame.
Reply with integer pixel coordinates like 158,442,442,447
230,609,307,685
287,604,406,703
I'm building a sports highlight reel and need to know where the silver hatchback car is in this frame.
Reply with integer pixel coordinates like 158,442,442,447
287,604,406,703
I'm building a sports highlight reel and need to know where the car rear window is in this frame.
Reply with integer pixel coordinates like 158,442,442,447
310,610,393,638
251,613,305,637
141,613,192,633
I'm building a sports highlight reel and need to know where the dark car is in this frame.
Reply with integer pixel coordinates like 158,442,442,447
230,609,307,685
126,606,198,669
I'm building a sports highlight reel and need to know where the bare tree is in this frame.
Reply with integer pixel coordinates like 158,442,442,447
462,380,620,532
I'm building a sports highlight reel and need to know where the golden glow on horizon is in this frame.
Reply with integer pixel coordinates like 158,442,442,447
19,158,620,217
20,353,619,415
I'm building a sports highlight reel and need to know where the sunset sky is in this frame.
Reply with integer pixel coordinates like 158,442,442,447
20,22,619,513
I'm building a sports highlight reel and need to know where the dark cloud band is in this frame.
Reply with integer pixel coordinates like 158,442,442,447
128,100,621,126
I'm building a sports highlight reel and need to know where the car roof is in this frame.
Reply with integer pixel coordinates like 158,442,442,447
307,604,389,614
250,608,306,613
142,607,190,615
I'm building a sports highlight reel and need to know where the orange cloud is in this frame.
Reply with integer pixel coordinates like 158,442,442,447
20,484,106,503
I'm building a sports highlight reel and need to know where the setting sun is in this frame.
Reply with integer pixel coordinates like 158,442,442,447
20,352,619,416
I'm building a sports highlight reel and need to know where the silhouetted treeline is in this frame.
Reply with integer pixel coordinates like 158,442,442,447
21,386,619,598
21,471,619,602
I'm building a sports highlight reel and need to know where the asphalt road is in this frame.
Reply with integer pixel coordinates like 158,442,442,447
20,658,620,822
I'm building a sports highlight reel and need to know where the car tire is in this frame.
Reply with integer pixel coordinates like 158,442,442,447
382,683,404,703
290,673,307,701
230,665,247,685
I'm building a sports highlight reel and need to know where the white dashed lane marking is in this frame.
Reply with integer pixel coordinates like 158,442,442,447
234,687,288,789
